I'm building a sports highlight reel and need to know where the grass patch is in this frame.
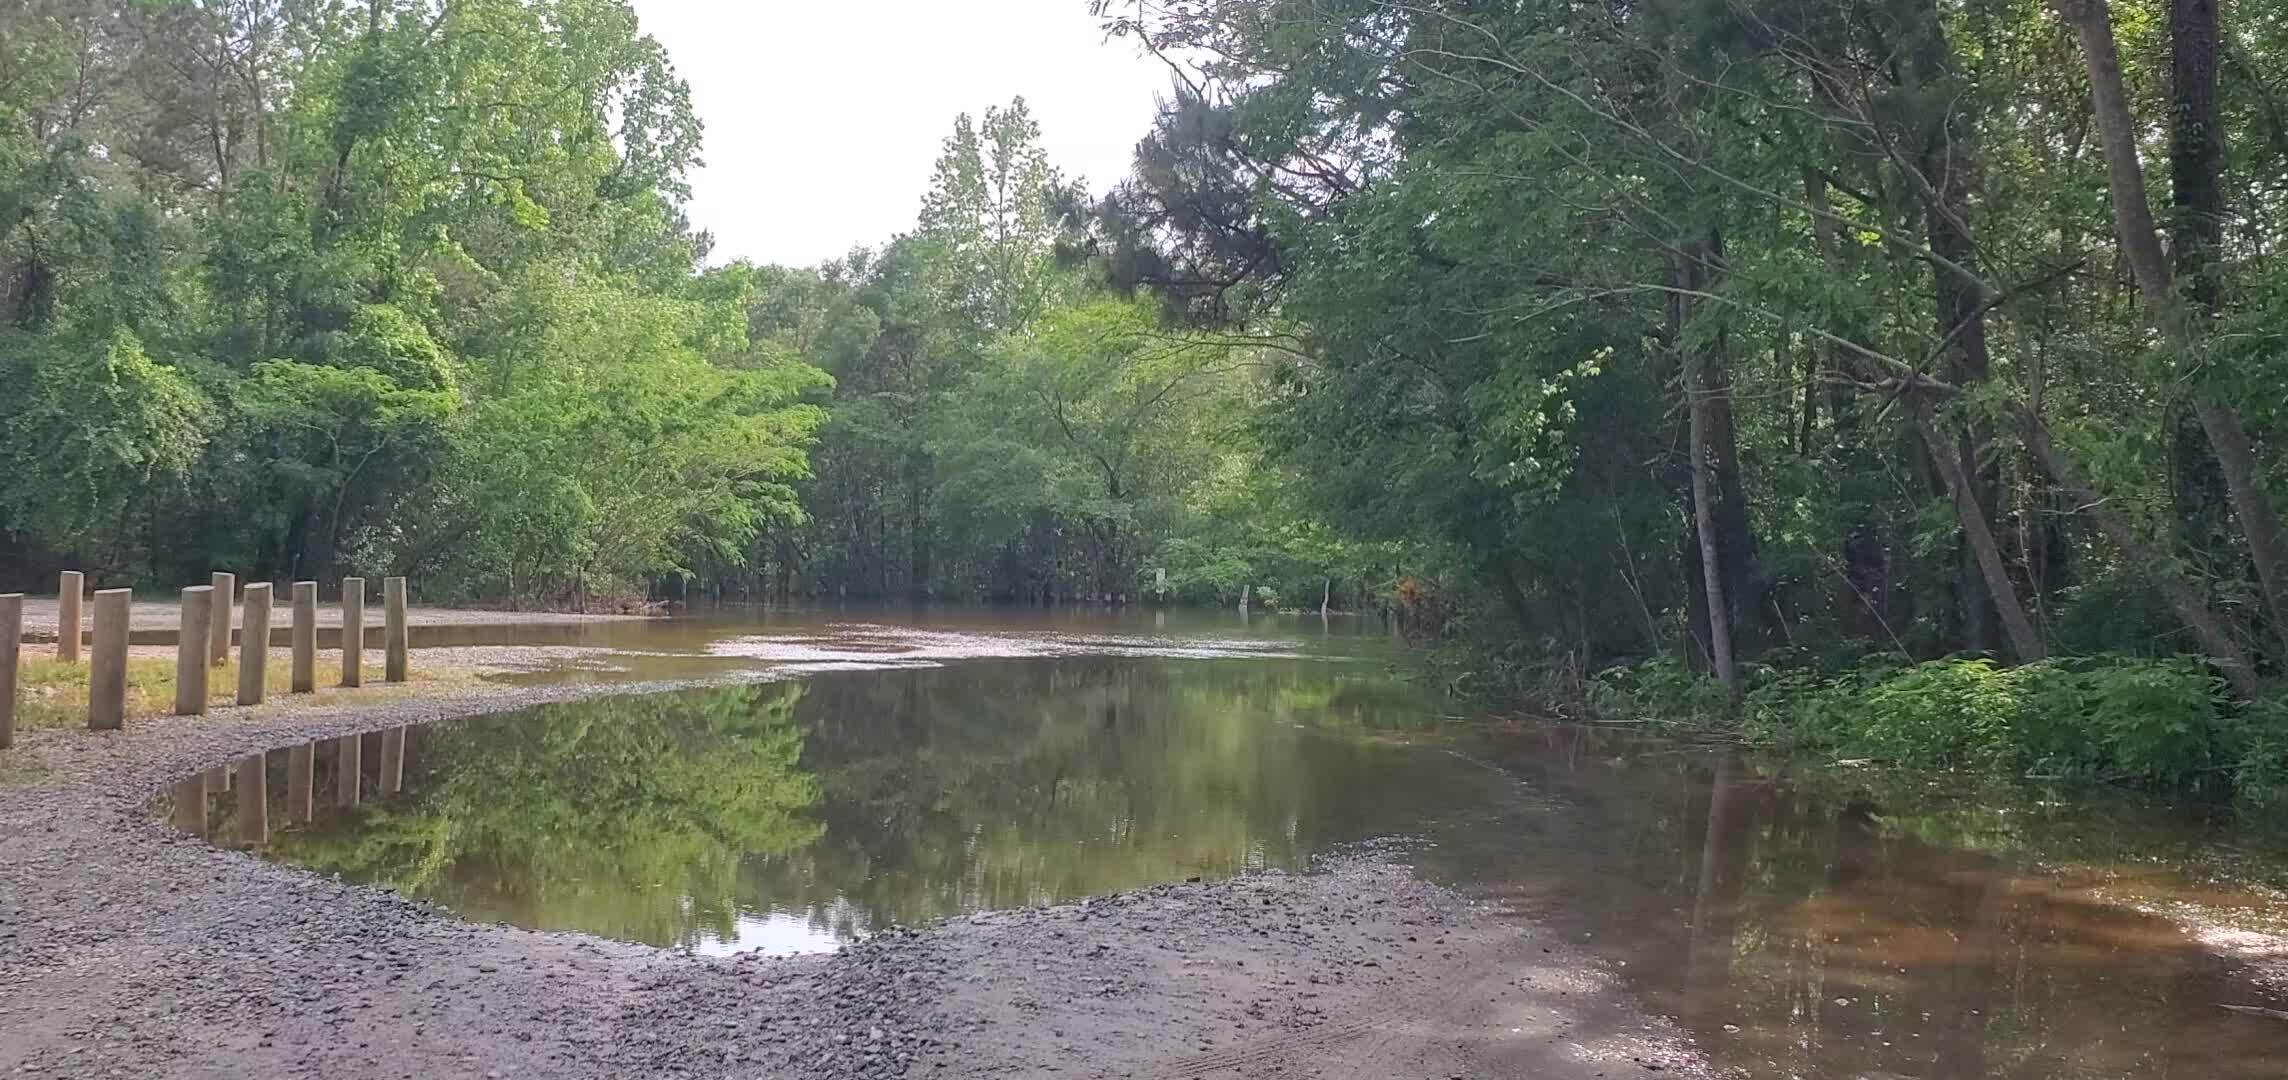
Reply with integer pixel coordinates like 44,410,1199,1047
13,655,478,734
0,756,48,785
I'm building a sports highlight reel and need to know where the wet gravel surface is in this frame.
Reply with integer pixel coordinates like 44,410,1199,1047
0,667,1710,1079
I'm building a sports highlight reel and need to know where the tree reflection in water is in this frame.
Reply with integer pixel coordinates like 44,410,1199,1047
156,658,2288,1078
242,657,1475,951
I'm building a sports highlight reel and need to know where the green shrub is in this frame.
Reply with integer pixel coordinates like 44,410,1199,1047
2013,659,2229,787
1849,659,2019,768
2232,700,2288,807
1595,653,2243,796
1587,656,1737,724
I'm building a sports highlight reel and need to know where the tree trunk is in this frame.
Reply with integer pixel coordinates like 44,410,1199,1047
2020,408,2259,696
1905,0,2004,654
2170,0,2225,310
1490,557,1536,635
1678,235,1739,704
1804,171,1894,641
2056,0,2288,667
2169,0,2288,660
906,452,932,601
1914,401,2045,662
1708,345,1763,651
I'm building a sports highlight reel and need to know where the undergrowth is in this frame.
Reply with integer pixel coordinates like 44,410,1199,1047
1589,655,2288,804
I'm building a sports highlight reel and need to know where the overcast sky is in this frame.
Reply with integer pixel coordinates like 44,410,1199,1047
630,0,1174,268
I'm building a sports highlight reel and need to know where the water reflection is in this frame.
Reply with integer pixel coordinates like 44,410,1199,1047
151,653,2288,1078
167,659,1472,953
1430,725,2288,1079
160,730,415,849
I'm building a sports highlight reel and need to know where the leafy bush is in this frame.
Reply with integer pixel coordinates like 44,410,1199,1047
2231,700,2288,808
2013,659,2229,786
1595,654,2247,796
1587,656,1738,724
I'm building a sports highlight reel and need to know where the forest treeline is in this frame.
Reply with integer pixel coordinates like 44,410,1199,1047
0,0,1378,610
12,0,2288,789
0,0,824,602
1081,0,2288,793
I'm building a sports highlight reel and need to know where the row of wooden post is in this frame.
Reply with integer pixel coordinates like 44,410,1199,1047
0,574,412,749
171,727,409,845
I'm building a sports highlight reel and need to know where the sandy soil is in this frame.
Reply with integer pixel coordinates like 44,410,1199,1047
0,658,1712,1079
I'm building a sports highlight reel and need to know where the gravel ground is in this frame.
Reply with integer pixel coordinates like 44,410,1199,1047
0,662,1713,1079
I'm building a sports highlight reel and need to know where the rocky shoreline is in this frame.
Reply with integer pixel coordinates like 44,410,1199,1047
0,664,1710,1079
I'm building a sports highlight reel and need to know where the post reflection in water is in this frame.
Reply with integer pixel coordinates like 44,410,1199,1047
334,734,360,807
170,773,206,836
158,728,415,851
285,742,314,823
150,657,2288,1080
233,752,267,846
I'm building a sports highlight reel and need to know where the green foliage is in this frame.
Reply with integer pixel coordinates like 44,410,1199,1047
1078,0,2288,732
1596,654,2253,795
0,0,826,600
0,329,209,553
265,659,1473,946
273,685,821,949
748,104,1377,608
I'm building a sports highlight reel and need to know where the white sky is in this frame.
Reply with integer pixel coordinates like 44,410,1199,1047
630,0,1175,268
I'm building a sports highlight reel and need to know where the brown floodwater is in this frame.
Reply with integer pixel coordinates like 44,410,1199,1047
157,607,2288,1078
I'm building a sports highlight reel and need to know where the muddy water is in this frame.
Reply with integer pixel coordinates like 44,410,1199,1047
160,609,2288,1078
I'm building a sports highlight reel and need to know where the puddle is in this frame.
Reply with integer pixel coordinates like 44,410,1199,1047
153,611,2288,1077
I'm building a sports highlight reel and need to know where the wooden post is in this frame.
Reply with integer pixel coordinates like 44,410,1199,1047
286,742,315,822
175,586,213,716
334,734,361,806
208,572,234,666
171,774,207,836
88,589,130,730
291,582,317,693
383,577,409,683
340,577,365,688
0,593,19,750
379,727,406,792
56,571,82,662
235,752,268,846
205,765,230,792
237,583,273,706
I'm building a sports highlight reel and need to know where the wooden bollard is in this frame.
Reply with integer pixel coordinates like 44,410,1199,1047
286,742,315,822
235,752,268,845
237,583,273,706
340,577,365,688
205,765,230,792
56,570,82,662
88,589,130,730
379,727,406,792
334,734,361,806
0,593,20,750
208,572,234,666
290,582,317,693
175,586,213,716
383,577,409,683
171,774,207,836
